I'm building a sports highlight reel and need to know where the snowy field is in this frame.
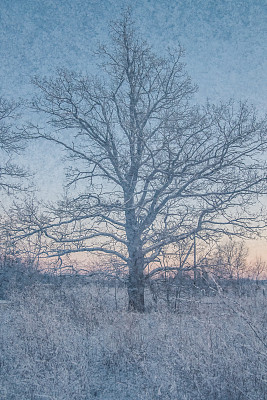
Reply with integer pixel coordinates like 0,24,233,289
0,283,266,400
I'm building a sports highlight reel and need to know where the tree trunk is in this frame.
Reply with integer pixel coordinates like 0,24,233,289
128,258,145,312
125,195,145,312
126,234,145,312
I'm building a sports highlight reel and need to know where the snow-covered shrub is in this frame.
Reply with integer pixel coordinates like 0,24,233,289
0,256,42,299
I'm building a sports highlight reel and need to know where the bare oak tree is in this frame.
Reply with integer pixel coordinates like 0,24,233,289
24,13,267,311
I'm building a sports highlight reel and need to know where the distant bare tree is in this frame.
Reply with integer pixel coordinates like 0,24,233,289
0,95,26,193
250,257,267,281
0,94,29,271
211,240,249,279
21,12,267,311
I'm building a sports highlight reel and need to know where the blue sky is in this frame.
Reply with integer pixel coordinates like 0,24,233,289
1,0,266,107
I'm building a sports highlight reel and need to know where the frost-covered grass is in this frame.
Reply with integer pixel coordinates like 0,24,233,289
0,283,266,400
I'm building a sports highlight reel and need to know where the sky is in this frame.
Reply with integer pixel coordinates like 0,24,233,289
0,0,266,103
0,0,266,259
